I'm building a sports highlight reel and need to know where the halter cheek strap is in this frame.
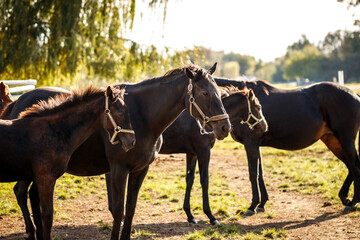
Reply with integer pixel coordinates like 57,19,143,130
240,94,266,130
104,92,135,145
187,78,229,135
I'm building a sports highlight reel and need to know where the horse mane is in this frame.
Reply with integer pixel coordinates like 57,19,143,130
220,85,249,99
164,63,207,77
127,64,209,88
254,79,273,95
19,85,124,119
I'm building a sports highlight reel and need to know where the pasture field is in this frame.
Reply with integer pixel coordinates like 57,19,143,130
0,136,360,239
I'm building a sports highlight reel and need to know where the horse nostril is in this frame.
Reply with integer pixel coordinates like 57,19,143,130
222,125,228,133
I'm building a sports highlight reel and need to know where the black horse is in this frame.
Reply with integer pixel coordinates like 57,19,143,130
152,86,267,225
215,78,360,216
0,85,135,240
4,64,231,240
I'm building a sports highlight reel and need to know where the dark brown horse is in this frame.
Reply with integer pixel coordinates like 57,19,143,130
4,64,231,240
215,78,360,215
141,86,267,225
0,82,14,116
0,85,135,240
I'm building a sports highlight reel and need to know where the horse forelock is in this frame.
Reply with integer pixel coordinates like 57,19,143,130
164,64,208,79
19,85,108,119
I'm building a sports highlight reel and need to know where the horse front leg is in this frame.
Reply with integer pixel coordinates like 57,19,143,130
256,150,269,213
35,178,56,240
243,141,261,216
109,168,128,240
197,148,218,225
183,153,197,224
105,173,113,214
120,166,149,240
14,181,35,240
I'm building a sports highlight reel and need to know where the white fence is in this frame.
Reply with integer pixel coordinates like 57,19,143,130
1,79,37,93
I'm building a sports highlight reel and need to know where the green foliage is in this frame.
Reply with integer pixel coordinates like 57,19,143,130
223,61,240,79
283,45,324,81
0,0,175,86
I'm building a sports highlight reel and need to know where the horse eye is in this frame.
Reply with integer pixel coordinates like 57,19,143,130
202,91,209,97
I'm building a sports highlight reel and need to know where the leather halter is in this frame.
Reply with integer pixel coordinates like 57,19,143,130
187,78,229,135
104,91,135,145
240,93,266,130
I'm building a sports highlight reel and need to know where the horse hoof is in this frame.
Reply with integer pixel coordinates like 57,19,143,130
211,220,220,225
243,209,256,217
342,205,354,214
188,218,198,224
256,206,265,213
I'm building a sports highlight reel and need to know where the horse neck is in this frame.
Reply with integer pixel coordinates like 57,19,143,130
126,74,188,140
222,94,245,120
46,95,105,153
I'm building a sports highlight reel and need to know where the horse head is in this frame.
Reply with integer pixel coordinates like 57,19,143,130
235,87,268,134
104,86,136,152
184,63,231,140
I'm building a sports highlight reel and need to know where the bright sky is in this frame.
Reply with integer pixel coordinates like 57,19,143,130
127,0,358,62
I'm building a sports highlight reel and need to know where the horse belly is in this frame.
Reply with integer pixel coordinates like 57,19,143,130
262,121,328,150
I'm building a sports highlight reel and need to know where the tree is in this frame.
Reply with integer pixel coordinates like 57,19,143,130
283,45,324,81
0,0,169,85
222,61,240,79
222,53,257,76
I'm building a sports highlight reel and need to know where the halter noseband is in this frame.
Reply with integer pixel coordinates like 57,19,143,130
104,91,135,145
187,78,229,135
240,93,266,130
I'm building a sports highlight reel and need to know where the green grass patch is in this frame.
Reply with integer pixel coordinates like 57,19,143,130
186,225,286,240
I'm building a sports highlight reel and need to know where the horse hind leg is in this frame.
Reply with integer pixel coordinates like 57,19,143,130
340,140,360,208
14,181,35,240
322,135,360,209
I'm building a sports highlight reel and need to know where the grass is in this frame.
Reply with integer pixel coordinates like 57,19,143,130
214,135,359,208
0,131,359,238
0,174,107,216
185,225,286,240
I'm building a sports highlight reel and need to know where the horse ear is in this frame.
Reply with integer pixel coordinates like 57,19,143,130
185,67,196,80
208,62,217,75
248,89,255,101
106,86,115,101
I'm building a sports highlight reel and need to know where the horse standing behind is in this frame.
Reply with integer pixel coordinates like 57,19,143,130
215,78,360,215
150,86,268,225
0,85,135,240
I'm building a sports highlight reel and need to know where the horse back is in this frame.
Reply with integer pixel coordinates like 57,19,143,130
3,88,70,120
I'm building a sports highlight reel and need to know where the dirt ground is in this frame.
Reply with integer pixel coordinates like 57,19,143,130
1,148,359,239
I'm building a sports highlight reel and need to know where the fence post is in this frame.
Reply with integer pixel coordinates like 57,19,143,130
338,70,344,86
